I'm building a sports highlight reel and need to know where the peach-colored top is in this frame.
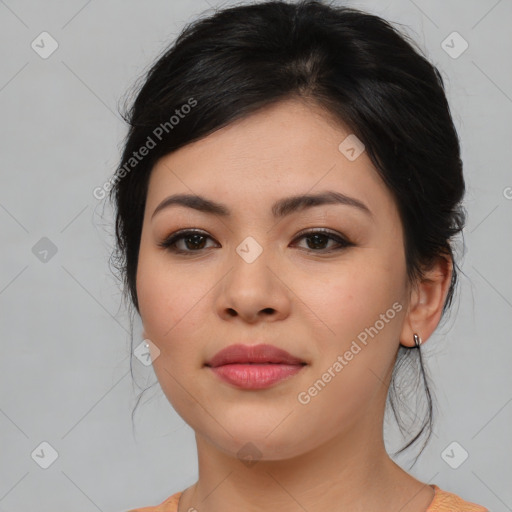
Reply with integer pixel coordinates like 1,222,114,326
127,484,489,511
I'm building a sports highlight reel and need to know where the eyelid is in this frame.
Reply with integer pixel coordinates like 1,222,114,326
158,228,219,250
293,227,343,238
158,227,353,254
291,228,352,249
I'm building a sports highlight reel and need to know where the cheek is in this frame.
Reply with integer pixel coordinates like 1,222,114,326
136,259,211,418
287,270,406,453
292,256,406,344
137,252,200,340
136,265,176,341
136,253,219,379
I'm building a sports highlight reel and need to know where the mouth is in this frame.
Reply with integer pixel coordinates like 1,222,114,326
205,343,307,390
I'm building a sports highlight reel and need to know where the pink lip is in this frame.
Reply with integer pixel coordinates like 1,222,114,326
205,344,306,390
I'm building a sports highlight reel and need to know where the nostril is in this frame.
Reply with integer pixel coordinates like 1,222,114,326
261,307,275,315
226,308,237,317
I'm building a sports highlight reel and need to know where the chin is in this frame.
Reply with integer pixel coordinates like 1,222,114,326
198,420,313,463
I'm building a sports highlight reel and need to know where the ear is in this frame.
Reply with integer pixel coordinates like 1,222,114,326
400,255,453,347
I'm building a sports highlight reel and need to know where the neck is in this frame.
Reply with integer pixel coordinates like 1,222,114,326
179,412,433,512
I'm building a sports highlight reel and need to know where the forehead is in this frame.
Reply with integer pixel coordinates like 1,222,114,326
145,99,395,219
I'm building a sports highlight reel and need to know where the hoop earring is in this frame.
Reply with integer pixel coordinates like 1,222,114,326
413,333,422,348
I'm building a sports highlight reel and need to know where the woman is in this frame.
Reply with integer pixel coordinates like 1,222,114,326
111,1,489,510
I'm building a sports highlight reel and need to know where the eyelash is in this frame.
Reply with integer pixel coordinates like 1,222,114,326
158,228,354,255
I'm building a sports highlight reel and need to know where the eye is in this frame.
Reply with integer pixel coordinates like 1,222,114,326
158,229,219,253
158,228,353,255
291,229,353,252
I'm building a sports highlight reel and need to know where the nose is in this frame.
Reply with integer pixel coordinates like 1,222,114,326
215,246,291,324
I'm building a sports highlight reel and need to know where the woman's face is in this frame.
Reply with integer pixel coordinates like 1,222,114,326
136,99,413,461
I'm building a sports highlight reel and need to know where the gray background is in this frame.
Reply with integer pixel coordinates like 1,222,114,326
0,0,510,511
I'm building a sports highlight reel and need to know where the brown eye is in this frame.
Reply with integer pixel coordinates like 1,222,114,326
304,233,330,249
158,230,219,253
183,233,207,250
292,229,353,252
158,228,352,255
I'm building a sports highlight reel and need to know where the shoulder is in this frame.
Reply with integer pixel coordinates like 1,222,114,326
427,485,489,512
126,491,182,512
126,486,490,512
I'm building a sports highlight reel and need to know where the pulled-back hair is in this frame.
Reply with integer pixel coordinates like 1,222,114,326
110,0,465,464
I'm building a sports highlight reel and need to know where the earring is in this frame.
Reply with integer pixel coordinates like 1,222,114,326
413,333,422,348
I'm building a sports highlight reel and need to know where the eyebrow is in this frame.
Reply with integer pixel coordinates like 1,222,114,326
151,191,372,220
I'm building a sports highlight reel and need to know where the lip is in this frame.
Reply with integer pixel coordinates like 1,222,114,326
205,343,305,367
205,343,307,390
